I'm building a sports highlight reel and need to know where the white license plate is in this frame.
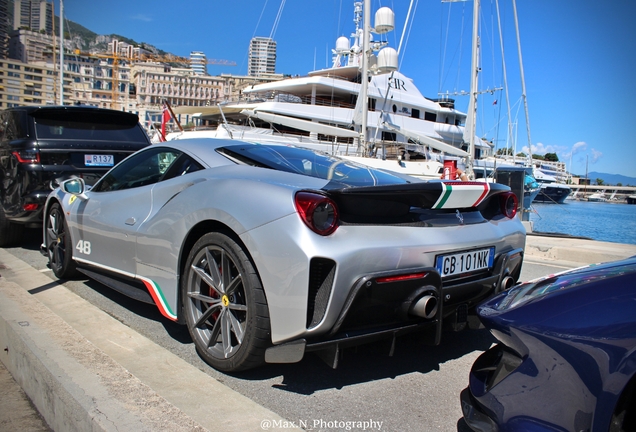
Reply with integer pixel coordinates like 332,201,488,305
85,154,114,167
436,247,495,278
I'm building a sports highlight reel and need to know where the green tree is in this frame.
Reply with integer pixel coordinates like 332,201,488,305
497,148,513,156
532,154,544,160
596,178,605,186
544,152,559,162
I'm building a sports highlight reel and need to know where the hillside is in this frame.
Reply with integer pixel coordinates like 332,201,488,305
54,15,169,56
586,172,636,187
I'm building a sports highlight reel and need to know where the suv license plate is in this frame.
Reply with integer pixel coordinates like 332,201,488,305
85,154,114,167
436,247,495,278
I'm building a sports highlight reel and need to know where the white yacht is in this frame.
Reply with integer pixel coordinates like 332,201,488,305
587,191,607,202
170,1,479,179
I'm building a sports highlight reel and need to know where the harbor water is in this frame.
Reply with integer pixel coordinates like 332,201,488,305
528,200,636,245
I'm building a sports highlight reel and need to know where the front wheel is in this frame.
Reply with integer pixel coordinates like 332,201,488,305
182,232,270,372
45,202,78,279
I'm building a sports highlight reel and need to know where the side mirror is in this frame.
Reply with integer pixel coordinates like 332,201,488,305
61,178,87,200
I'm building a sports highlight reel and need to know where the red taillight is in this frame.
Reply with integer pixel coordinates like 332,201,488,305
500,191,518,219
295,191,339,236
23,203,39,212
376,272,427,284
12,150,40,164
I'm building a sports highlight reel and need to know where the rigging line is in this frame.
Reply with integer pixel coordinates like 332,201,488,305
438,2,452,94
253,0,269,40
399,0,419,67
439,2,468,95
241,0,270,86
269,0,287,40
397,0,415,56
495,0,514,154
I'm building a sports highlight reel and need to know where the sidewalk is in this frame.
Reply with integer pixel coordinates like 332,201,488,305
0,248,297,432
1,236,635,431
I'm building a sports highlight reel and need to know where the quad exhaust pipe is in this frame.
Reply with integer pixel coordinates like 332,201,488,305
409,295,438,319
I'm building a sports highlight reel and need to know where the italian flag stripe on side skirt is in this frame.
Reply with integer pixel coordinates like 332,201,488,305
433,182,491,209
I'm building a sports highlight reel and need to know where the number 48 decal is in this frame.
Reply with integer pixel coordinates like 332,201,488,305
76,240,92,255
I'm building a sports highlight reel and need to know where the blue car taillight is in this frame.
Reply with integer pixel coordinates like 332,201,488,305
471,344,523,395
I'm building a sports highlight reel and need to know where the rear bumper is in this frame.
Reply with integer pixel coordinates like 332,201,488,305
5,171,103,225
264,248,524,366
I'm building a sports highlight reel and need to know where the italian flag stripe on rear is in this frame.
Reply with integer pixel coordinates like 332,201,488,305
433,182,490,209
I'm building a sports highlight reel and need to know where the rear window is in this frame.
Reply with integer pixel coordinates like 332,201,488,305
32,110,148,142
218,144,411,187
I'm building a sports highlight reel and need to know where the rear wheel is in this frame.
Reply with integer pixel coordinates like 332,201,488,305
182,232,270,372
0,205,24,247
45,202,78,279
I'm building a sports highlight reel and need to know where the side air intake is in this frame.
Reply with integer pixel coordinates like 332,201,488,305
307,258,336,328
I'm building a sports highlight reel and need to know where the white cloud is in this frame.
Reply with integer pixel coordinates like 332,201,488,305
571,141,587,155
522,142,570,161
130,14,153,22
590,148,603,164
522,142,553,155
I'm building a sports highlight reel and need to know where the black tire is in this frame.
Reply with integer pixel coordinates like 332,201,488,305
45,202,78,279
0,205,24,247
182,232,270,372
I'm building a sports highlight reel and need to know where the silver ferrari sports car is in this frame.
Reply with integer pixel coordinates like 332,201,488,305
42,138,525,372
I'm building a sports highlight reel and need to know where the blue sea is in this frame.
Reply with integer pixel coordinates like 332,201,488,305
528,201,636,245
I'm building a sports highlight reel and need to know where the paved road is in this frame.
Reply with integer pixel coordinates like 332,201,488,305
1,228,583,432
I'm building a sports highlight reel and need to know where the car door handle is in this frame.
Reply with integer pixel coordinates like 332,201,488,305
125,217,136,226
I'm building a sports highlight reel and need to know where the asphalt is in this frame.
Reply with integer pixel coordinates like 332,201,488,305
1,234,635,432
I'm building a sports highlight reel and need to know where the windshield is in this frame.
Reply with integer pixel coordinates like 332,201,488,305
218,144,411,187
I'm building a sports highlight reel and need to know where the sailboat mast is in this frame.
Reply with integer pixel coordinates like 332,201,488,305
466,0,480,178
359,0,371,156
512,0,532,158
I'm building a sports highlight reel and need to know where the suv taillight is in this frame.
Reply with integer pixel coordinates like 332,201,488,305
12,150,40,164
295,191,339,236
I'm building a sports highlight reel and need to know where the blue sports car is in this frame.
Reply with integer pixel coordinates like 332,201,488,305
461,256,636,432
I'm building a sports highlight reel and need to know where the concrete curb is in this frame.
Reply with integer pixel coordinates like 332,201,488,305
524,234,636,265
0,248,297,432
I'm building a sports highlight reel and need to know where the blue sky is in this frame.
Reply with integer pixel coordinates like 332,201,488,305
54,0,636,178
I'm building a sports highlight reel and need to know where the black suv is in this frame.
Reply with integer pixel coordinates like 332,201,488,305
0,106,151,246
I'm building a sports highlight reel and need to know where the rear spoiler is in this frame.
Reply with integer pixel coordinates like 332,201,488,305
327,180,508,210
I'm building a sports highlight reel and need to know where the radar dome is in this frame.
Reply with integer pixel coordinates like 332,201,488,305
374,7,394,34
335,36,350,52
376,47,398,73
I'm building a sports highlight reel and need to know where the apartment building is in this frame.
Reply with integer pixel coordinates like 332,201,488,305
248,37,276,77
190,51,207,76
0,58,72,107
13,0,53,35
